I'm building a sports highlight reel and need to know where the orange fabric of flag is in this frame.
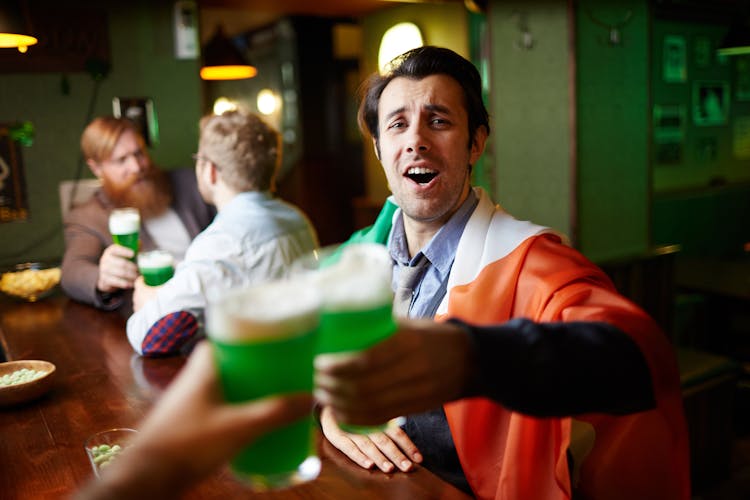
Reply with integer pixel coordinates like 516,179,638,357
440,234,690,500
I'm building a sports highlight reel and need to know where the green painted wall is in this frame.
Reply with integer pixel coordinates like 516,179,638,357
575,0,651,261
488,1,573,240
650,15,750,257
0,0,201,266
651,20,750,192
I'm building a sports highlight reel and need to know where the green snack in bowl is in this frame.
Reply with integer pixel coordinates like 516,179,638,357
0,368,45,386
89,443,126,469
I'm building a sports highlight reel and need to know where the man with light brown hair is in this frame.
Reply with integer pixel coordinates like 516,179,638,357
126,110,318,356
62,116,214,314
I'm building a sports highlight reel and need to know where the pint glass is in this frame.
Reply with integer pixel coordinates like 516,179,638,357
108,208,140,260
137,250,174,286
297,243,398,433
206,278,321,489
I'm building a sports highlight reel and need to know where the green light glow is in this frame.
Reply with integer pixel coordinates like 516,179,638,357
716,45,750,56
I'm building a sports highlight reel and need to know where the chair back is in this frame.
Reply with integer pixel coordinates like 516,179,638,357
58,179,101,219
598,244,681,341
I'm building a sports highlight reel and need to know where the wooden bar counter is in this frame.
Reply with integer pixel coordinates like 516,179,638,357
0,293,471,499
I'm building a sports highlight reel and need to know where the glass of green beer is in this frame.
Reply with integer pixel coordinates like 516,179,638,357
137,250,175,286
108,207,140,260
296,243,399,434
206,278,322,490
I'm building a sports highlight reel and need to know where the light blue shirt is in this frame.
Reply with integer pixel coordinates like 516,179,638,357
388,190,478,318
127,191,318,354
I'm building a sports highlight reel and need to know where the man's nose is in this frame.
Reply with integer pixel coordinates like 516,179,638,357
125,152,146,173
405,124,429,153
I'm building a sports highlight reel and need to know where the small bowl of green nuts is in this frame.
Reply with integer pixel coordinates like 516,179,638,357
85,428,138,478
0,359,56,407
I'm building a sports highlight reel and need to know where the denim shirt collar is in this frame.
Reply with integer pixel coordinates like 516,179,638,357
389,189,478,274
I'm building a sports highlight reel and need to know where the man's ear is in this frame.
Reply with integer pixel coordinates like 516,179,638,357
372,138,381,161
209,162,219,184
87,159,103,179
469,126,488,165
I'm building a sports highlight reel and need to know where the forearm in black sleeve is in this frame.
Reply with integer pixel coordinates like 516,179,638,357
451,318,656,417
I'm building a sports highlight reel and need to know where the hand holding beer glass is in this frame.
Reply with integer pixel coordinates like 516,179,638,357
108,208,140,260
206,278,321,490
137,250,174,286
295,243,399,434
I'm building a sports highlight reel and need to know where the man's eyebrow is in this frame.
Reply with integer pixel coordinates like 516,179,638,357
384,106,406,121
112,149,140,162
384,104,452,121
424,103,451,114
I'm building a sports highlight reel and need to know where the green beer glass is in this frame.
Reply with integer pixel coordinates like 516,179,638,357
206,278,322,490
108,207,140,260
297,243,398,434
137,250,175,286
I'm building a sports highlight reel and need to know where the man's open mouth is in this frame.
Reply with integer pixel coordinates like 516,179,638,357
406,167,438,185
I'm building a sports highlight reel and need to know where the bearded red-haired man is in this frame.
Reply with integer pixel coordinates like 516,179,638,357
61,117,214,315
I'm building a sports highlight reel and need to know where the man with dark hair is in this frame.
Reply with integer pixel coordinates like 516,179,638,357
315,46,690,500
62,117,214,314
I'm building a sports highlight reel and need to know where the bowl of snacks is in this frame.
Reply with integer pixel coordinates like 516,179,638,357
0,262,61,302
0,360,57,407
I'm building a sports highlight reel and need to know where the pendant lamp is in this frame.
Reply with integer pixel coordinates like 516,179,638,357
0,1,37,53
200,26,256,81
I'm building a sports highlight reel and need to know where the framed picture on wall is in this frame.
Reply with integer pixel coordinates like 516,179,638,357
653,104,685,165
692,81,729,126
112,97,159,147
694,36,711,68
663,35,687,83
0,124,30,223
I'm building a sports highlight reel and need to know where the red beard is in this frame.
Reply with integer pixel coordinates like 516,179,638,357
102,167,173,219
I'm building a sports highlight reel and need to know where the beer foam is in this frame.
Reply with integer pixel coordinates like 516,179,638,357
109,209,140,234
137,250,174,269
317,243,393,311
207,279,321,343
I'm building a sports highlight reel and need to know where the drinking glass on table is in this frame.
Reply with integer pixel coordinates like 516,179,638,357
84,428,138,479
206,277,322,490
137,250,175,286
108,207,140,261
294,243,400,434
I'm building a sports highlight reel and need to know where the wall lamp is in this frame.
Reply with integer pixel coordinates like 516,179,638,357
200,26,257,81
378,22,423,74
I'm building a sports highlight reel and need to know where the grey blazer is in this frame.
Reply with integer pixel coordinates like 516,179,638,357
61,168,215,314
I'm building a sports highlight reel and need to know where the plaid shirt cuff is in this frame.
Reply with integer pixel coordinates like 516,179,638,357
142,311,198,357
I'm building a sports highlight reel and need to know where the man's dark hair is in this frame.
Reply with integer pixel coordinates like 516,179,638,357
357,46,490,151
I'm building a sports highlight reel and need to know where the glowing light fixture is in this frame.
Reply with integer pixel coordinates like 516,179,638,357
212,97,238,115
200,26,257,81
0,2,37,53
257,89,279,115
717,23,750,57
378,22,423,74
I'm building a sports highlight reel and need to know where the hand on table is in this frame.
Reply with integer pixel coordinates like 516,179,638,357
97,244,138,293
320,405,422,473
314,319,475,425
132,276,159,312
